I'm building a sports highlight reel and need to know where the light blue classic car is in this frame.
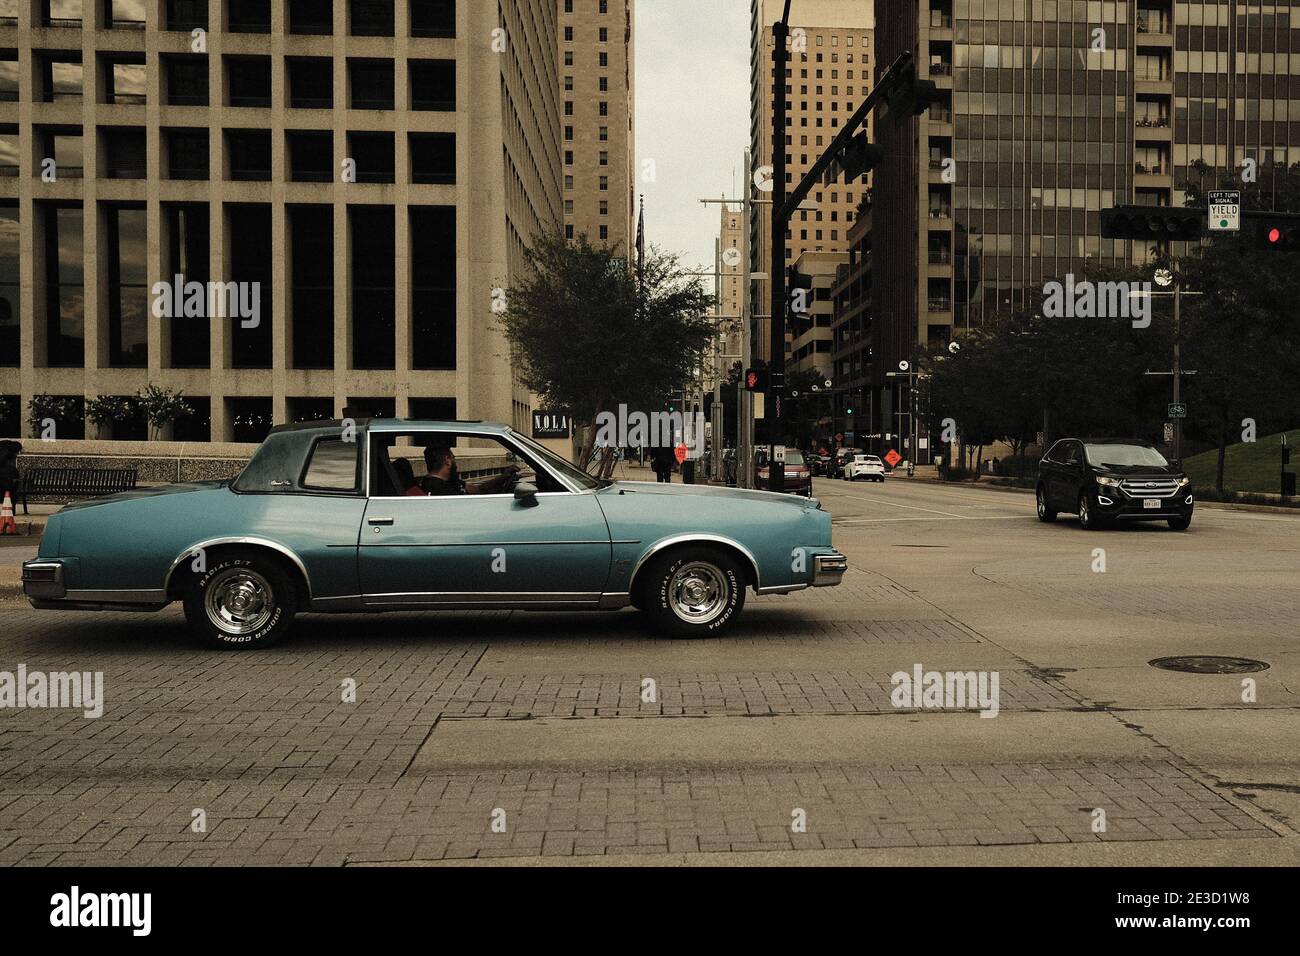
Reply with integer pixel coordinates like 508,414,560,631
23,420,846,648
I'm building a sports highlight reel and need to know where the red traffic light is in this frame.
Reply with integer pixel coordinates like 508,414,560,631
746,371,758,389
1269,227,1282,244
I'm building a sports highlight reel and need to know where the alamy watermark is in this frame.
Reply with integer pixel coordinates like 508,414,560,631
151,275,261,329
593,404,707,452
1043,273,1151,328
890,664,1000,718
0,665,103,718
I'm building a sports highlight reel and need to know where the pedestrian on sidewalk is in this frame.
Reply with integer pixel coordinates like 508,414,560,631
651,444,675,483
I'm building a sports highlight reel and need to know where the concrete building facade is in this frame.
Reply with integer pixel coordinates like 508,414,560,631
558,0,633,254
0,0,562,442
749,0,872,366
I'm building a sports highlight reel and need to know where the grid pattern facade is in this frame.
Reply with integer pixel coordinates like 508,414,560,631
0,0,562,442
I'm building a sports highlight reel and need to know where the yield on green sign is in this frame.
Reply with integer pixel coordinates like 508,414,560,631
1168,402,1188,419
1207,190,1240,232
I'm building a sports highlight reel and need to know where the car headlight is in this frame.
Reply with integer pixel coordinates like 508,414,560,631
1176,476,1191,488
1096,476,1121,487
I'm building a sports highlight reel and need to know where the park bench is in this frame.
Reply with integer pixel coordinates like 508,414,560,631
14,467,138,514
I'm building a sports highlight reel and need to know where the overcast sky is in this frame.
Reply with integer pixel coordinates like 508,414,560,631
634,0,751,276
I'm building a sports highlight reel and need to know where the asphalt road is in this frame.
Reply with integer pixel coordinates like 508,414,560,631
0,477,1297,866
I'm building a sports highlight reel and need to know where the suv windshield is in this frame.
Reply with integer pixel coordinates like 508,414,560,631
1085,443,1169,468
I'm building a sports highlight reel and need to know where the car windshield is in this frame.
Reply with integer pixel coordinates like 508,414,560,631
1085,443,1169,468
508,431,607,490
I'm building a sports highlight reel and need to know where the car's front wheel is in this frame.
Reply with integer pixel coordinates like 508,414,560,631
1077,492,1105,530
1036,485,1057,522
1167,515,1192,531
638,546,745,638
183,550,297,649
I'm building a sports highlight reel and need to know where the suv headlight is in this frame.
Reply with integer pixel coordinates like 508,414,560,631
1096,475,1121,487
1176,476,1191,488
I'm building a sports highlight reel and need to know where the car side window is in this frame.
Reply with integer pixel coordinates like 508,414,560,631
1063,441,1082,466
301,438,361,493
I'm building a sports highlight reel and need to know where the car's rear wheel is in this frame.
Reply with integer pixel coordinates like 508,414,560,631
638,546,745,639
1167,515,1192,531
183,550,296,649
1036,485,1057,522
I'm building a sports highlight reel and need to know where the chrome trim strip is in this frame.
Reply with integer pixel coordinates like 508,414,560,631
163,537,313,597
629,533,762,591
363,590,600,601
598,592,632,609
359,539,613,548
65,588,168,603
756,584,808,595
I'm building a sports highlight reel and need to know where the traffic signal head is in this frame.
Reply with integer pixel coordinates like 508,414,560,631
1100,205,1204,241
823,132,886,185
884,65,946,122
1252,218,1300,249
744,368,769,392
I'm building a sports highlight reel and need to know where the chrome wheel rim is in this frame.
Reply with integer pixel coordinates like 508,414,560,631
1036,489,1045,516
205,568,275,635
667,562,729,625
1079,496,1090,526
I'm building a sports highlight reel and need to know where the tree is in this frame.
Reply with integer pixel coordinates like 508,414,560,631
136,385,194,441
499,231,715,465
84,395,138,438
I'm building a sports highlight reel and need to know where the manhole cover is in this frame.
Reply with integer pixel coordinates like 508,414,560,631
1149,656,1269,674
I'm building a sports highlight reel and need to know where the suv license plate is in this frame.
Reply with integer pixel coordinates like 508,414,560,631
1143,498,1161,509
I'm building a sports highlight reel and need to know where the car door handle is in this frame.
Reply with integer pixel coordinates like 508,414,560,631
367,516,394,526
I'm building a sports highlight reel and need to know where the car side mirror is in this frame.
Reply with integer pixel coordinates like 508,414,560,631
513,481,539,506
1169,459,1181,471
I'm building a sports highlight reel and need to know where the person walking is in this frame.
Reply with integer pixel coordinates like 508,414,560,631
651,444,675,483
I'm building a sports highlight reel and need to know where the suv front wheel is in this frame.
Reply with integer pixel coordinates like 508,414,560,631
1036,485,1057,522
1077,491,1106,530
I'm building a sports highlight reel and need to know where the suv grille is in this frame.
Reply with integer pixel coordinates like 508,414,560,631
1120,478,1179,498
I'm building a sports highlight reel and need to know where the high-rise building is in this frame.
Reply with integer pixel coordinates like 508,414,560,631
559,0,634,252
869,0,1298,462
788,248,845,381
749,0,873,365
0,0,561,442
718,203,745,374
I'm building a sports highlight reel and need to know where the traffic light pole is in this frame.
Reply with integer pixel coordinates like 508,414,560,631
765,40,917,491
767,10,790,493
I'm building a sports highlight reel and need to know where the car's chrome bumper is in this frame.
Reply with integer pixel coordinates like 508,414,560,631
22,559,66,599
813,551,848,587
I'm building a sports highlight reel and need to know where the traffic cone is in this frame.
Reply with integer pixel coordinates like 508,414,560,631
0,492,15,535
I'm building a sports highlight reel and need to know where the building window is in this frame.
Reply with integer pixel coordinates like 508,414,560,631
0,54,17,102
351,205,395,369
409,397,456,420
228,397,273,442
350,0,393,36
103,127,146,179
599,225,608,240
164,128,208,179
40,129,84,179
599,127,608,141
599,151,608,166
226,56,272,108
224,129,270,181
108,0,145,29
40,56,83,103
409,60,454,110
347,131,395,183
564,126,573,141
564,101,573,116
166,0,207,31
105,57,147,105
106,205,147,368
599,52,608,67
599,102,608,116
564,76,573,91
228,0,271,33
0,204,17,367
599,77,608,92
43,204,84,367
410,132,455,185
564,150,573,165
289,0,332,35
164,55,208,106
164,203,210,369
350,59,395,110
43,0,82,27
227,204,272,368
410,0,455,38
564,26,573,41
565,224,574,239
411,206,456,369
290,205,334,369
288,130,333,182
599,176,608,190
288,58,333,108
564,51,573,66
599,27,608,41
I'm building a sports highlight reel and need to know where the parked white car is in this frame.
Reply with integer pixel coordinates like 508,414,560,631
844,454,886,482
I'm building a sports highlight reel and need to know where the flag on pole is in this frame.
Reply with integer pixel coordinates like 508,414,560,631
635,194,645,295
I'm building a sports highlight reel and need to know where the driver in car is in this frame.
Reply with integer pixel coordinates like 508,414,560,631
419,443,520,496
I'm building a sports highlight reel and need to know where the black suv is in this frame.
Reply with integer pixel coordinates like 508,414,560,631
1036,438,1193,530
